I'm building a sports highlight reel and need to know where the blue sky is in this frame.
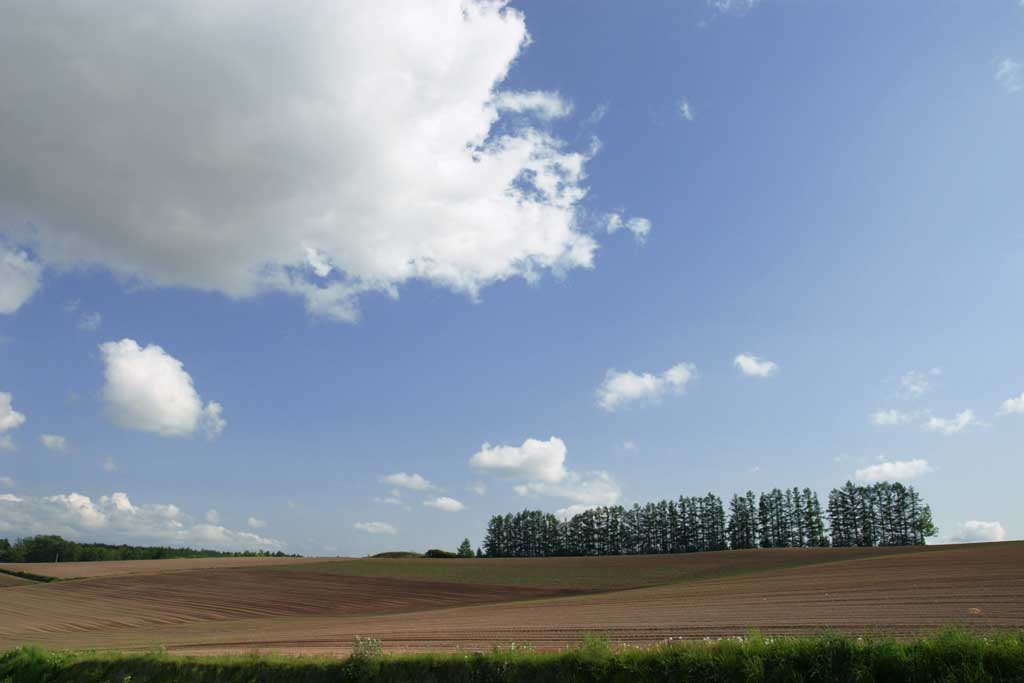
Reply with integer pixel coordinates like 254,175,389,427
1,1,1022,555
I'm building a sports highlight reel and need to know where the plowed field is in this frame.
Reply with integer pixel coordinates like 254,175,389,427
1,543,1021,654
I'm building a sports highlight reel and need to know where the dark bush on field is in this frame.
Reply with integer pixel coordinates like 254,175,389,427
424,549,458,558
0,534,299,563
371,551,423,558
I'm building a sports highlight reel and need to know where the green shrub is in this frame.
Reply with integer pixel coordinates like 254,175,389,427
424,549,458,558
2,629,1023,682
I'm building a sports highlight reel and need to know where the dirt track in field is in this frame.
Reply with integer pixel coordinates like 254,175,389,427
0,556,333,579
1,543,1022,654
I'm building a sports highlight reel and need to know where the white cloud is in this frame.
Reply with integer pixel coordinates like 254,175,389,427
247,516,267,529
604,214,652,243
0,476,13,488
870,409,913,426
424,496,465,512
597,362,696,411
733,354,778,378
469,436,568,483
854,458,932,483
0,392,25,450
0,491,280,550
678,99,694,121
374,495,403,506
899,368,940,398
709,0,761,14
492,91,572,119
0,2,623,323
102,456,116,472
951,520,1006,543
995,58,1022,94
469,481,488,496
354,521,397,535
622,440,637,451
379,472,433,491
924,409,976,435
515,470,621,509
40,434,68,452
0,246,42,314
99,338,225,438
998,393,1024,415
205,509,220,525
78,311,102,331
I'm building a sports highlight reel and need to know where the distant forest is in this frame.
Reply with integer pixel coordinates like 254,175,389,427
482,481,937,558
0,535,298,563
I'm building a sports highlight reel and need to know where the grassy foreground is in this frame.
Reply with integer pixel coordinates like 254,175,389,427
2,631,1024,682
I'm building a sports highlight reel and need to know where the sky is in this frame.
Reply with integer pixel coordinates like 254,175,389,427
0,0,1022,556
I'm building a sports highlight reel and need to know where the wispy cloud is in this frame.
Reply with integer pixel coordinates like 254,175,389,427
923,409,977,435
995,58,1022,94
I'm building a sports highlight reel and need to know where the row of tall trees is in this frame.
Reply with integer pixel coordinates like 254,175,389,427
482,482,935,558
0,535,298,563
827,482,936,547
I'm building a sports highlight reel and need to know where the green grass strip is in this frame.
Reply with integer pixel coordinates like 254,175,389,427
2,630,1024,682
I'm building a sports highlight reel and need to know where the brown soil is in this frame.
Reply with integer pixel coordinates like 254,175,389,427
1,543,1021,654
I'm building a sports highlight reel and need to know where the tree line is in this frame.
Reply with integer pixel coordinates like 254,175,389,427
482,482,936,558
0,535,298,563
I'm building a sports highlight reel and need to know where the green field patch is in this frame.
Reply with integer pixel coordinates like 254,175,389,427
268,545,935,592
3,630,1023,682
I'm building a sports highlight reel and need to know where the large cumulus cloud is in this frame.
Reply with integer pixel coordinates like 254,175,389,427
0,1,641,320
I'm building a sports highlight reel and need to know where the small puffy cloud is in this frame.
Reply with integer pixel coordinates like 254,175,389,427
40,434,68,452
102,456,116,472
995,58,1022,94
515,470,621,513
247,516,267,529
0,392,26,433
998,393,1024,416
0,476,13,488
899,368,940,398
469,481,487,496
924,409,976,435
78,312,102,331
379,472,433,491
951,520,1006,543
734,354,778,378
492,91,572,119
354,521,397,535
100,339,225,439
0,491,280,550
424,496,465,512
0,392,25,451
678,99,694,121
374,495,403,505
597,362,696,411
604,214,652,242
469,436,568,483
205,509,220,524
871,409,913,426
0,246,42,314
622,440,637,451
854,458,932,483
